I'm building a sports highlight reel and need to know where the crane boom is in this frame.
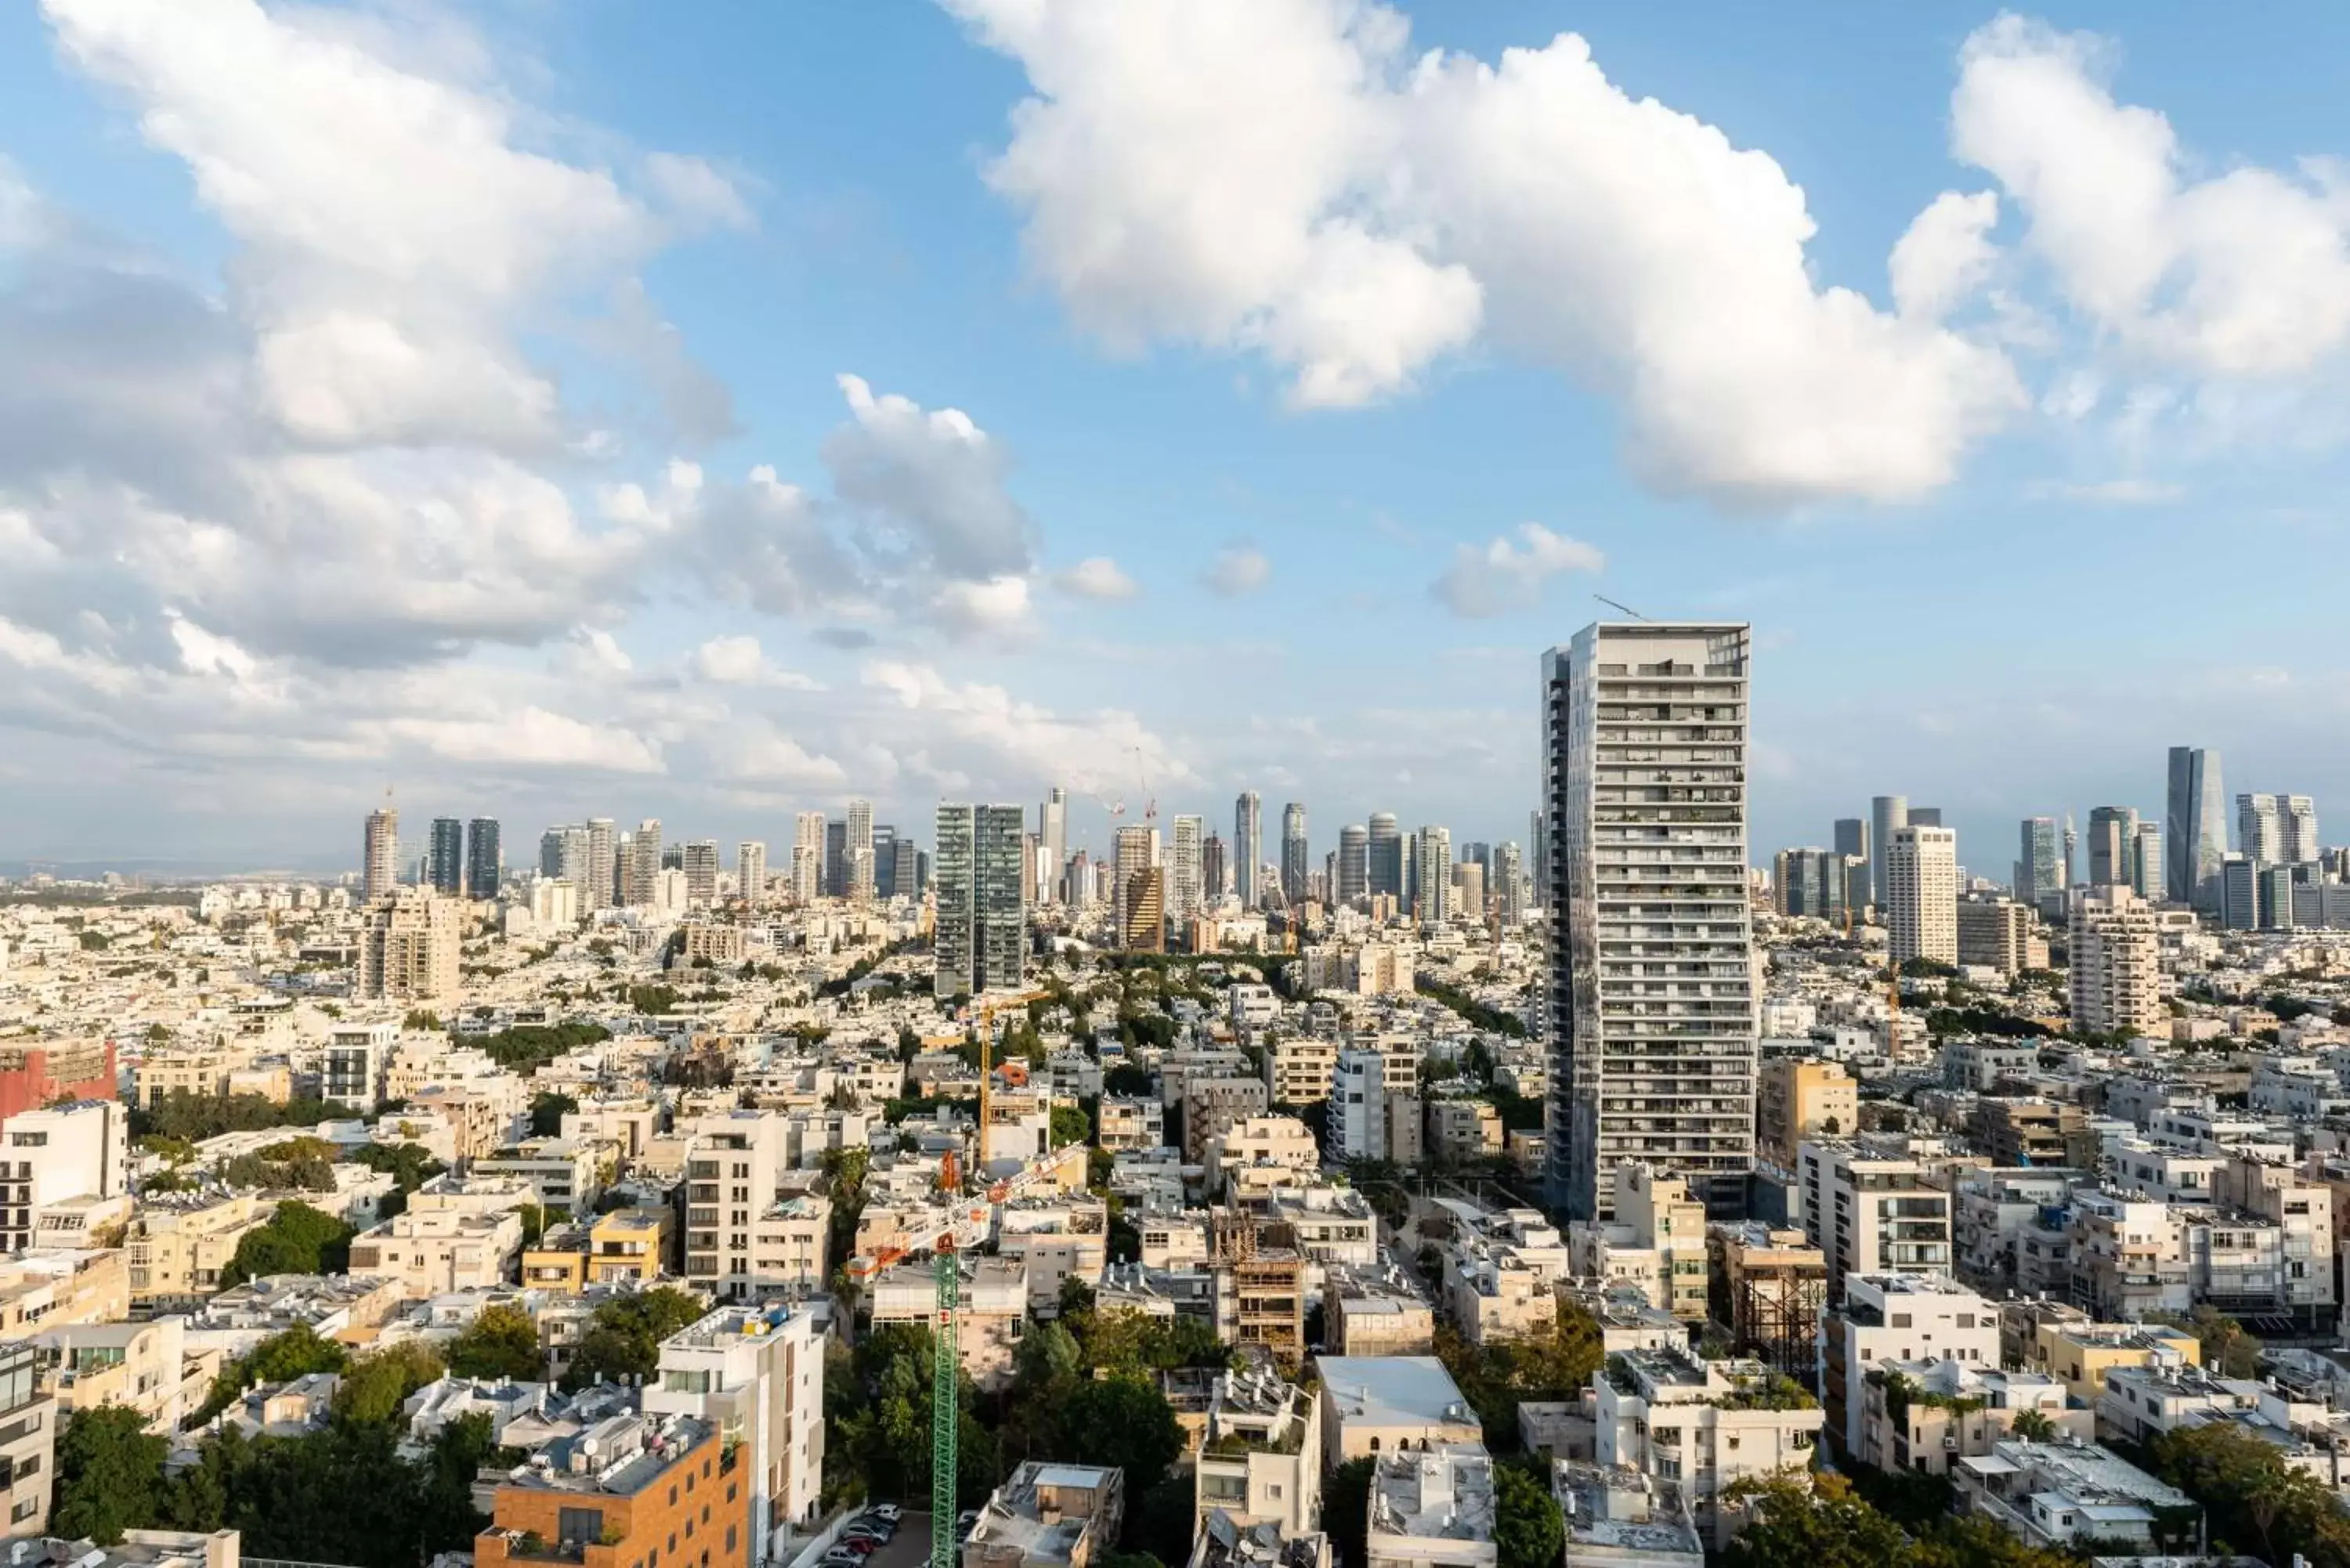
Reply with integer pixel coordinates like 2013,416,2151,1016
932,1145,961,1568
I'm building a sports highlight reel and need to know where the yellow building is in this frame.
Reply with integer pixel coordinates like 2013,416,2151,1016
1756,1058,1858,1165
2028,1320,2201,1405
128,1195,276,1306
519,1225,589,1293
587,1208,672,1284
132,1047,251,1111
0,1249,130,1334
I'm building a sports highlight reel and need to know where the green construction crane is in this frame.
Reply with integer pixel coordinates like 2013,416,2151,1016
931,1180,961,1568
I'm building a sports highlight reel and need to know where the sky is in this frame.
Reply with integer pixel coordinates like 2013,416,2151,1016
5,0,2350,877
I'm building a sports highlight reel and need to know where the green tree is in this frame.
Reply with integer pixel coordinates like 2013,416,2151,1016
1720,1472,1914,1568
559,1287,707,1390
529,1091,580,1138
332,1342,445,1426
220,1201,355,1286
446,1303,545,1382
1493,1461,1564,1568
1049,1103,1092,1149
195,1323,350,1425
1049,1378,1183,1494
54,1406,168,1544
1321,1458,1374,1568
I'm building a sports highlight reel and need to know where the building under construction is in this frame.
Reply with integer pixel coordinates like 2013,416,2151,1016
1710,1220,1828,1379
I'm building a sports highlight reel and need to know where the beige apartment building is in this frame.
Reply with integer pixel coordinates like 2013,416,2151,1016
1756,1059,1856,1165
357,887,462,1003
128,1195,276,1306
345,1205,526,1297
31,1317,219,1433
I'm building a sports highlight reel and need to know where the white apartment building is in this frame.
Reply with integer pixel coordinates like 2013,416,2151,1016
1564,1162,1708,1321
0,1100,127,1255
1594,1348,1822,1546
1797,1140,1953,1295
357,887,461,1003
1821,1274,2000,1458
1333,1048,1419,1165
323,1021,397,1107
1365,1445,1496,1568
1886,826,1958,966
682,1111,789,1302
345,1205,525,1297
2070,889,2165,1038
645,1302,828,1556
1542,622,1756,1220
1097,1096,1166,1151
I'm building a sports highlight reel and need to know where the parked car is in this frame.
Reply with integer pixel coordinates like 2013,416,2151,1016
868,1506,905,1525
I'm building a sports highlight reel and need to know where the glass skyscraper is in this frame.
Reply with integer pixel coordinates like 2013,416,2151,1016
935,804,1026,998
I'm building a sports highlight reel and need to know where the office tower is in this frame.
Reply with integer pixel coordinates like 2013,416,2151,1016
660,842,684,873
624,819,663,907
539,828,566,878
823,820,848,898
584,818,616,912
681,839,719,905
737,841,767,905
1366,812,1403,901
1235,792,1263,907
1040,787,1068,905
2014,817,2060,905
358,887,461,1001
2219,854,2260,930
2070,889,2163,1036
2239,793,2283,865
1833,817,1868,883
934,804,1027,998
1909,807,1943,828
893,837,923,900
2085,807,2136,890
2166,746,2225,909
1494,842,1526,922
791,811,824,903
1773,848,1847,919
1526,809,1547,909
1280,802,1309,905
871,825,899,901
1868,796,1907,909
1113,823,1160,940
1065,850,1093,911
362,806,400,904
1412,826,1452,924
1337,825,1369,904
2062,813,2077,886
1169,815,1205,928
1887,825,1959,964
1202,833,1228,902
2130,822,2164,904
465,818,501,900
425,817,464,896
1543,622,1755,1221
2259,863,2300,931
542,824,589,887
846,798,875,902
2282,795,2320,863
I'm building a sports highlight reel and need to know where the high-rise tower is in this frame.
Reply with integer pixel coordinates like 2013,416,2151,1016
2166,747,2224,909
1235,792,1263,908
1280,803,1309,906
1544,622,1755,1221
935,804,1026,998
1868,796,1908,909
362,806,400,905
1367,813,1403,902
1040,787,1068,905
465,818,501,900
1169,815,1205,930
427,818,464,897
1337,825,1369,904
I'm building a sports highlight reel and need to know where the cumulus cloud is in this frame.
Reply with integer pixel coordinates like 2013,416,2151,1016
689,634,822,689
386,706,664,773
1952,15,2350,378
1203,544,1271,596
862,659,1193,797
1891,190,2004,321
823,374,1035,580
1054,556,1138,601
947,0,2024,507
1431,523,1605,618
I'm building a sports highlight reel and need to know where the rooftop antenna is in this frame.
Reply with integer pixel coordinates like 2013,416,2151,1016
1593,594,1650,621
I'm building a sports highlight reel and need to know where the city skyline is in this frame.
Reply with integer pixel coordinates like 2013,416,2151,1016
10,5,2350,865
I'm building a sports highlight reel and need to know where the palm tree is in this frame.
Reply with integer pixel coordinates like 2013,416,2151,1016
2010,1407,2056,1442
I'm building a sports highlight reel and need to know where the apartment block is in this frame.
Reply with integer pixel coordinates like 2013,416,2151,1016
1796,1140,1953,1296
474,1413,748,1568
1755,1059,1856,1166
645,1303,827,1554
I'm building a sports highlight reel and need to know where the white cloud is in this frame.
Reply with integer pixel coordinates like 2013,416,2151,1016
948,0,2024,507
386,706,663,773
1891,190,2003,321
1203,544,1270,596
1953,15,2350,378
823,374,1034,580
1054,555,1138,601
689,634,822,688
2024,478,2184,505
930,575,1036,643
861,659,1191,798
1431,523,1605,618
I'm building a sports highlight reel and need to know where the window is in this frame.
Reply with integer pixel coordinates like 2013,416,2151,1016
557,1508,607,1548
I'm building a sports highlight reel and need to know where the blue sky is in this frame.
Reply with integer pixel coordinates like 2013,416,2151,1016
2,0,2348,877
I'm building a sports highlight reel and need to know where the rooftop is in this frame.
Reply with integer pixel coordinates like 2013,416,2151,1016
1370,1445,1494,1543
496,1411,716,1496
1319,1357,1477,1431
1553,1463,1702,1559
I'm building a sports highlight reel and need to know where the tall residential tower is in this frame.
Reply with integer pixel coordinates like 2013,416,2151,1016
1543,623,1756,1221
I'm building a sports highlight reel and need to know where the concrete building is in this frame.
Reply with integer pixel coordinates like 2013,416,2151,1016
1886,825,1958,966
644,1303,826,1553
1709,1223,1828,1377
323,1021,396,1108
1542,622,1755,1219
1820,1274,1999,1459
1954,1437,2194,1556
1594,1348,1821,1546
682,1113,789,1302
32,1317,215,1433
1797,1140,1952,1295
964,1463,1124,1568
473,1138,603,1217
0,1100,125,1255
1552,1464,1701,1568
1188,1366,1322,1537
1332,1050,1416,1167
2070,888,2164,1039
345,1203,526,1297
1365,1446,1495,1568
935,804,1027,998
127,1197,274,1306
357,888,461,1003
1956,898,2042,977
1317,1357,1483,1469
1755,1059,1856,1165
0,1342,53,1537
